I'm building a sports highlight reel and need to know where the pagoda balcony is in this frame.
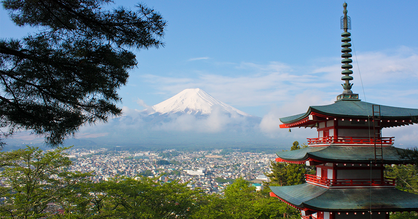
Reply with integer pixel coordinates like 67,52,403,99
305,174,396,188
307,136,394,146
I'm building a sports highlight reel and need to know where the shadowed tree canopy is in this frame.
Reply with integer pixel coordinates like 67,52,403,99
0,0,166,146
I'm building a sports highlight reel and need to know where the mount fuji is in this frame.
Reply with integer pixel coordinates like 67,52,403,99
149,88,250,117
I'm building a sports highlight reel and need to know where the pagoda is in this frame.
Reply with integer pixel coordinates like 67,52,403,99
269,3,418,219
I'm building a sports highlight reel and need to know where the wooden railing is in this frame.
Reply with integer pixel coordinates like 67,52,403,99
307,136,394,146
305,174,396,187
302,216,316,219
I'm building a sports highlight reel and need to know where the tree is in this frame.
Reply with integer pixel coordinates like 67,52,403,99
0,146,91,218
384,154,418,219
267,161,307,186
82,176,205,219
385,164,418,194
223,178,257,218
290,141,301,151
192,178,299,219
390,212,418,219
0,0,166,145
156,159,170,165
266,141,312,186
252,192,299,219
398,147,418,167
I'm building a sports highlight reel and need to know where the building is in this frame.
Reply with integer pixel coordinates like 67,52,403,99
185,168,206,176
269,3,418,219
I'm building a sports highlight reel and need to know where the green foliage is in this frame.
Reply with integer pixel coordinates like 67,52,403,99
390,212,418,219
169,169,181,176
84,176,204,219
266,161,306,186
156,159,170,165
398,147,418,167
191,178,298,219
0,0,166,145
252,188,300,219
139,169,153,177
290,141,301,151
0,146,206,218
223,178,256,217
0,146,91,218
290,141,308,151
220,148,234,155
160,151,180,158
385,164,418,194
215,177,235,184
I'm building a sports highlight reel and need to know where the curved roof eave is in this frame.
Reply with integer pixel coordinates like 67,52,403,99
270,184,418,212
279,109,313,124
279,100,418,125
276,146,415,164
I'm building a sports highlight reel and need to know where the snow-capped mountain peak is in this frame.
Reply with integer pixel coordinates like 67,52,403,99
151,88,249,116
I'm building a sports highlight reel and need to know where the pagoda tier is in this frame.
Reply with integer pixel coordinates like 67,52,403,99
270,184,418,216
279,100,418,149
275,146,413,165
279,100,418,129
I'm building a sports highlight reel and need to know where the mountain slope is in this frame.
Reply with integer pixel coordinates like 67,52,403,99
151,88,249,116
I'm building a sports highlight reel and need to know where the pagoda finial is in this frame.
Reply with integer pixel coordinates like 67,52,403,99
337,2,359,101
342,2,349,32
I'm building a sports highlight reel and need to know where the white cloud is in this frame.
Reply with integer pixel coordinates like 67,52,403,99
136,98,155,113
259,106,281,134
383,125,418,148
259,90,330,139
150,106,247,133
313,47,418,90
311,47,418,109
75,132,109,139
201,105,230,132
236,61,292,72
140,61,333,110
5,130,44,142
153,114,197,132
187,57,210,61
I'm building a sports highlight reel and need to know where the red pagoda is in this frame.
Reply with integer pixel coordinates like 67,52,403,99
269,3,418,219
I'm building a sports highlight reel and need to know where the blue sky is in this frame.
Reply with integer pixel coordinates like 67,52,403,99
2,1,418,147
119,0,418,116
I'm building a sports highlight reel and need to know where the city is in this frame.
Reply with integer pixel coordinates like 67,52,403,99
66,148,277,194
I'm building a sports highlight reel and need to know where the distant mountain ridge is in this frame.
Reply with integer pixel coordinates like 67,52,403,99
150,88,250,117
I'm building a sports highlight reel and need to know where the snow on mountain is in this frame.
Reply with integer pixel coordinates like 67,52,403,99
151,88,250,116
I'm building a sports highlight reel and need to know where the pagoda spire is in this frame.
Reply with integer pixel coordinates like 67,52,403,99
337,2,359,101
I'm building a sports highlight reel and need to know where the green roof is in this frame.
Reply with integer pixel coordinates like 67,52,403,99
280,100,418,124
277,146,413,164
271,183,418,212
271,183,327,206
